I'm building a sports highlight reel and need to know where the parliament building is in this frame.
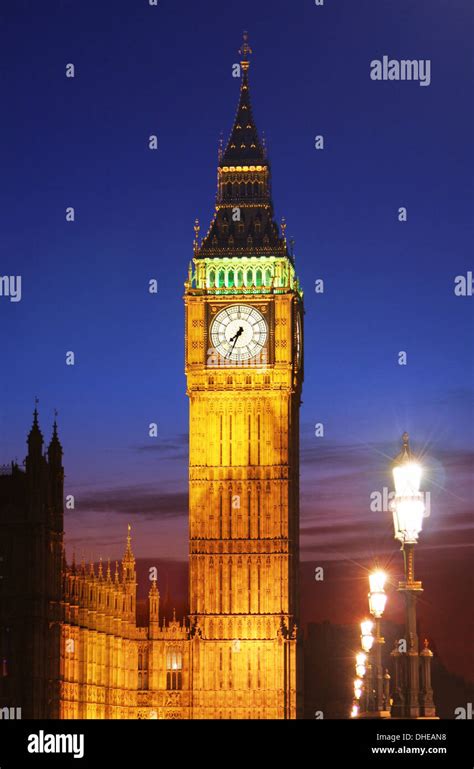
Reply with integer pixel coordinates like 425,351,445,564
0,37,304,720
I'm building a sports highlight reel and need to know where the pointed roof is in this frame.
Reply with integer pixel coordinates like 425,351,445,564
27,402,43,450
48,412,63,461
122,523,135,565
221,33,265,166
195,34,290,260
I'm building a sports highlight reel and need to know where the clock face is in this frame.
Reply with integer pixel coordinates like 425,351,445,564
210,304,268,362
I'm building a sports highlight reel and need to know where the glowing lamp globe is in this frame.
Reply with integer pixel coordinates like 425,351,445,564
368,570,387,617
351,704,359,718
360,619,374,652
355,652,367,677
354,679,363,699
369,571,386,593
391,433,425,544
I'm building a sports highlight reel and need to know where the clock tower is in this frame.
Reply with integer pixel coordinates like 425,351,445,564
185,35,303,719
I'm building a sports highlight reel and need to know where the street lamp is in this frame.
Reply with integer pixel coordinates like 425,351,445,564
368,569,388,715
360,620,374,652
368,571,387,618
389,433,436,719
355,652,366,678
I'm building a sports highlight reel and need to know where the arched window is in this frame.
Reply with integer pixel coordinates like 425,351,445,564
246,269,253,286
256,269,263,287
236,270,243,287
218,269,225,288
264,268,272,286
247,181,253,196
166,649,183,690
227,182,232,197
208,270,215,288
253,181,259,196
227,270,234,287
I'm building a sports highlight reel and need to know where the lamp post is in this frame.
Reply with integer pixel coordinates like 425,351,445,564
368,570,389,715
389,432,436,718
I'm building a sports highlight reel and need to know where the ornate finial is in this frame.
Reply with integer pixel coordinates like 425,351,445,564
239,31,252,71
218,132,224,163
172,607,176,622
281,217,287,243
193,218,200,254
106,558,111,581
98,557,103,578
262,131,267,158
393,431,412,466
114,560,120,583
424,638,429,649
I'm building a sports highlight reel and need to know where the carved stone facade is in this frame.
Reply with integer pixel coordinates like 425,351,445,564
60,534,190,719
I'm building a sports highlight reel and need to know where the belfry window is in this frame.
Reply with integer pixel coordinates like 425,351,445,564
256,269,263,287
227,270,234,287
208,270,215,288
218,269,225,288
246,269,253,286
166,649,183,690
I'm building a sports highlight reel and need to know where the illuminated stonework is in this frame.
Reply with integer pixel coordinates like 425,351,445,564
60,532,190,720
184,36,304,719
0,37,303,722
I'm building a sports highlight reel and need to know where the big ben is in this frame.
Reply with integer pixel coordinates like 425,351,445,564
185,35,303,719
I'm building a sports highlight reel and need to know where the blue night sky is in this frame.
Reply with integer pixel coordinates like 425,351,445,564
1,1,472,678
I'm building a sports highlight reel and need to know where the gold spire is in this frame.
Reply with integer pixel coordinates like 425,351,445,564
239,30,252,71
193,219,200,254
123,524,135,562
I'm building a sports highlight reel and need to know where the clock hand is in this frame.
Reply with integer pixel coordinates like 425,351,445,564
227,326,244,357
229,326,244,343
